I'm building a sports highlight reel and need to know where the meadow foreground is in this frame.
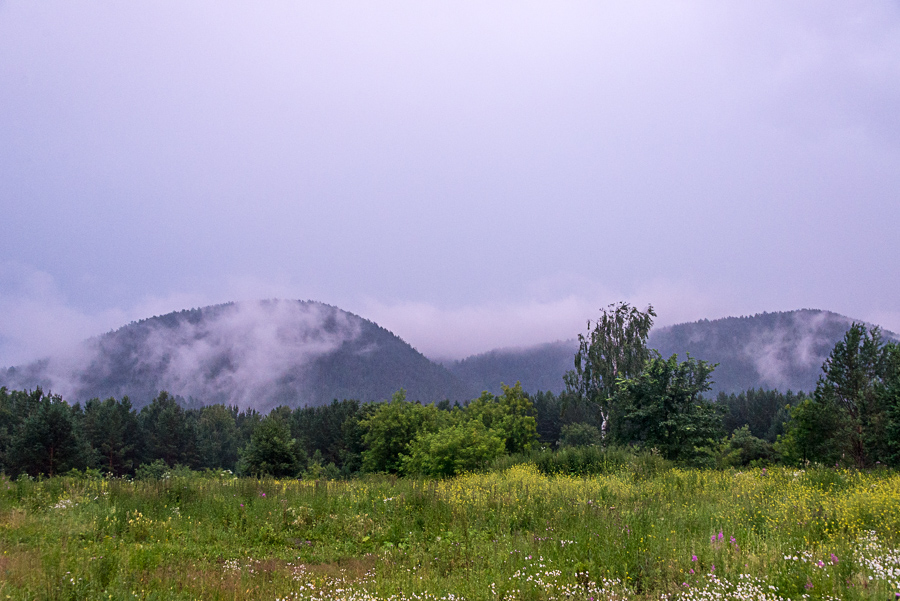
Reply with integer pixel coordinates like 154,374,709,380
0,465,898,600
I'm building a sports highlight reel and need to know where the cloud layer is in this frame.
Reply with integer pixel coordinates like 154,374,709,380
1,3,899,364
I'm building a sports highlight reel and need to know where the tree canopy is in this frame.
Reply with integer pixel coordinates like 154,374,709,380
778,323,900,467
564,302,656,436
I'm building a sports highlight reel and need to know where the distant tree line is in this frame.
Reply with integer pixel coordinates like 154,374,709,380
1,307,898,479
0,382,543,479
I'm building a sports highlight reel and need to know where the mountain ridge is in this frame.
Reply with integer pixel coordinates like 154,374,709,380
3,304,895,408
0,299,476,410
446,309,898,396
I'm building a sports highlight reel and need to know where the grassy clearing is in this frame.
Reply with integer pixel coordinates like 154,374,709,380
0,466,898,600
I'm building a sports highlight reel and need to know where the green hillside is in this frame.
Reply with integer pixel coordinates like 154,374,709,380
447,309,898,396
0,300,474,410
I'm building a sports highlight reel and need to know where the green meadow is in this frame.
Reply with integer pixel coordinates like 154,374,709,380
1,463,898,601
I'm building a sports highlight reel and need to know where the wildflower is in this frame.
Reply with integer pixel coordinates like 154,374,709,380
718,531,723,541
689,569,695,575
830,554,839,564
692,555,698,562
710,564,715,573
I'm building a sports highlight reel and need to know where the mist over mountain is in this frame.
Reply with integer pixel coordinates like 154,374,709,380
649,309,896,395
3,304,894,410
446,309,898,396
0,300,474,411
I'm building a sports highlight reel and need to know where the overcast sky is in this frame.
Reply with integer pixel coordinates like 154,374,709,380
2,1,899,364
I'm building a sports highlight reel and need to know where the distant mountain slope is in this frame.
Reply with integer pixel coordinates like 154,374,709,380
650,309,896,395
0,300,475,410
443,341,576,396
447,309,897,396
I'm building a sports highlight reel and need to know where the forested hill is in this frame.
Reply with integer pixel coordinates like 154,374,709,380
650,309,896,395
3,305,895,409
443,341,576,397
0,300,475,411
446,309,898,396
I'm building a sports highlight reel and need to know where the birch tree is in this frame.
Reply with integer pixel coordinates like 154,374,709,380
564,302,655,437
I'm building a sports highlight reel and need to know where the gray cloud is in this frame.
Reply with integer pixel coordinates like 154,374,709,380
1,2,899,365
0,261,125,366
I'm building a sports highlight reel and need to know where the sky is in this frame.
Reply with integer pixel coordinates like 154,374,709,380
1,1,899,365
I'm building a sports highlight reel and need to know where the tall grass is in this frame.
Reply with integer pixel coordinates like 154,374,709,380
490,446,672,478
0,465,898,600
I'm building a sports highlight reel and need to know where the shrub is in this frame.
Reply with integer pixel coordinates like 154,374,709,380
401,421,505,477
558,422,602,448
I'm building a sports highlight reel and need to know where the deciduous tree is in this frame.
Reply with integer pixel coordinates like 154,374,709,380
465,382,538,454
401,420,505,477
611,354,722,463
564,302,656,437
359,390,441,473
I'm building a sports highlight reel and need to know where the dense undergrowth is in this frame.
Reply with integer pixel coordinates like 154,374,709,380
1,463,898,600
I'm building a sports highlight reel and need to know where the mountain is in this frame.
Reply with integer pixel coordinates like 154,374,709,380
0,300,475,411
648,309,896,395
443,340,576,396
446,309,898,396
3,304,895,409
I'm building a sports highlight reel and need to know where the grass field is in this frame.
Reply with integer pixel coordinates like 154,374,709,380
1,464,898,600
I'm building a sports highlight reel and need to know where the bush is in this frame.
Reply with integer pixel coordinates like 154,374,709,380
359,391,441,474
135,459,170,480
401,421,505,477
558,422,602,448
718,425,777,467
